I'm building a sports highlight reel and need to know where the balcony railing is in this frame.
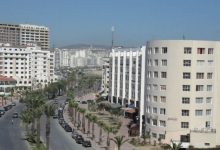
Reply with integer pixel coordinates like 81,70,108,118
190,128,216,133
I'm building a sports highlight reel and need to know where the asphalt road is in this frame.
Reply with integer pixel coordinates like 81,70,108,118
40,96,94,150
0,103,29,150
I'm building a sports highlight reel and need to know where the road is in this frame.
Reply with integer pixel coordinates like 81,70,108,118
40,96,94,150
0,103,29,150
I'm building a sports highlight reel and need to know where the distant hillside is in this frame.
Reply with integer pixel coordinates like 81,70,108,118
60,44,111,49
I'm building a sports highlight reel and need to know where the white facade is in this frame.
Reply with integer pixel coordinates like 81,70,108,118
109,46,146,135
0,43,55,88
101,57,110,95
145,40,220,148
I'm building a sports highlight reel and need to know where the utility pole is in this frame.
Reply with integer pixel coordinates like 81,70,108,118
111,26,115,49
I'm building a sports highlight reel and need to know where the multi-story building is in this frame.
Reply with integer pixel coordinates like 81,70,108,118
101,57,110,96
145,40,220,148
109,46,146,135
0,23,49,50
0,43,55,89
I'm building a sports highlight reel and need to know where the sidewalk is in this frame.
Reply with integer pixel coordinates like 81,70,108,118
63,93,159,150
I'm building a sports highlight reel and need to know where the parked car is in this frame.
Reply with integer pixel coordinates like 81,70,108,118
53,114,58,119
12,112,19,118
75,135,84,144
59,118,64,125
11,102,16,106
81,101,87,104
61,121,67,128
82,140,92,147
0,107,5,116
64,125,72,132
72,131,79,139
4,105,12,111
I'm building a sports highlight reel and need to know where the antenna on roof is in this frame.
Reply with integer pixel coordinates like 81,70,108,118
182,34,186,40
111,26,115,49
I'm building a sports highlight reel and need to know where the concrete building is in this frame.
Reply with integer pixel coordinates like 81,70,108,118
0,23,49,50
0,43,55,89
145,40,220,148
109,46,146,135
101,57,110,96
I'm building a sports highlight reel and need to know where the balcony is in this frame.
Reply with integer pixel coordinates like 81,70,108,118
190,128,216,133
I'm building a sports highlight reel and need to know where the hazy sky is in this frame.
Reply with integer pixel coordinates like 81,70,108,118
1,0,220,47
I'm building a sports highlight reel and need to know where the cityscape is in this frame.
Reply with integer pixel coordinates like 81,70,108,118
0,1,220,150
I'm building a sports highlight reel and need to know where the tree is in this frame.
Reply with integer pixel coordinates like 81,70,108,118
79,108,86,133
142,132,151,144
103,125,113,150
97,121,105,145
69,100,75,123
85,113,92,135
111,135,129,150
20,111,32,135
44,104,55,150
91,115,98,140
162,141,182,150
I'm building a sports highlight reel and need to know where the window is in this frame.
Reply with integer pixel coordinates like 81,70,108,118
153,96,157,102
206,121,211,128
153,84,158,91
195,110,203,116
207,85,213,91
196,85,204,91
208,60,213,66
160,108,166,115
154,59,158,66
184,47,192,54
182,110,189,116
206,109,211,116
152,133,157,138
197,60,205,66
196,73,204,79
161,72,167,78
181,122,189,128
197,48,205,54
153,107,157,114
183,72,190,79
146,84,151,90
152,119,157,126
160,120,166,127
196,97,203,104
148,48,152,54
183,60,191,66
159,134,165,139
160,96,166,103
182,85,190,91
154,72,158,78
162,47,167,54
161,59,167,66
206,97,212,104
154,47,159,54
208,48,213,54
182,97,190,104
207,73,213,79
160,85,166,91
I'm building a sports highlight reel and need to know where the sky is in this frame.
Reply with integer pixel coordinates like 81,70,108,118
1,0,220,47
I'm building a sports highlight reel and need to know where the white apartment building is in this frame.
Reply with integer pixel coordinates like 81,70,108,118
109,46,146,135
101,57,110,96
0,43,55,89
145,40,220,148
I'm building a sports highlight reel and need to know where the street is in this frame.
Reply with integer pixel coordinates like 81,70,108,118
40,96,94,150
0,103,29,150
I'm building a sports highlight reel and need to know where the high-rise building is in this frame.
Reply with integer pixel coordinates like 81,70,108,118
0,23,49,50
145,40,220,148
0,43,56,89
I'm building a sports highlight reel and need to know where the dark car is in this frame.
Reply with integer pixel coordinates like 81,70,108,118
72,131,78,139
81,101,87,104
59,118,64,125
53,114,58,119
82,140,91,147
12,112,19,118
4,105,12,111
64,125,72,132
61,121,67,128
75,135,84,144
11,102,16,106
0,108,5,116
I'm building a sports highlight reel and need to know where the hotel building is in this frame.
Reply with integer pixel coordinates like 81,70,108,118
145,40,220,148
0,23,49,50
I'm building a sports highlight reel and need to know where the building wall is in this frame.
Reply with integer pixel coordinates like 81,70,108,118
145,40,220,148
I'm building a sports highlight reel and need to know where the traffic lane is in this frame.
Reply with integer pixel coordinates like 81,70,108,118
0,103,29,150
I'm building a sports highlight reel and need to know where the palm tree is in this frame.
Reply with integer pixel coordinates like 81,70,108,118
44,104,55,150
80,108,86,133
91,115,98,140
103,125,113,150
69,100,75,123
164,140,182,150
111,135,129,150
73,102,78,126
20,111,32,135
85,113,92,135
97,121,105,145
